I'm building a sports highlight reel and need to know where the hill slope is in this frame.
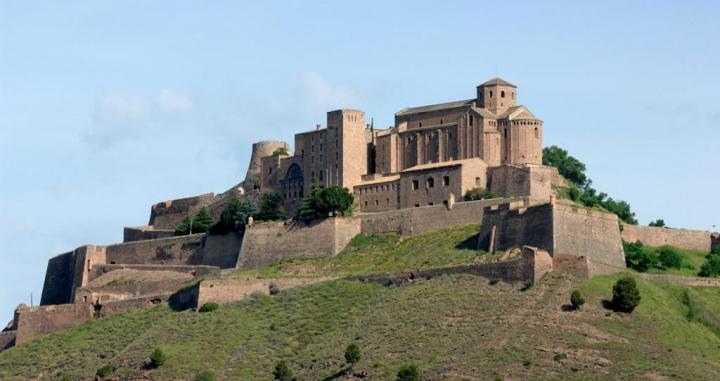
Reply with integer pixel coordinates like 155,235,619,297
1,272,720,380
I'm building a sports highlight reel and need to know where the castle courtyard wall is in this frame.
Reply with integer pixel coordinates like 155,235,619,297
621,224,713,252
14,303,94,345
236,217,361,269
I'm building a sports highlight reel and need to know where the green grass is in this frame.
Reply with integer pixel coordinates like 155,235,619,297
2,273,720,380
231,223,496,279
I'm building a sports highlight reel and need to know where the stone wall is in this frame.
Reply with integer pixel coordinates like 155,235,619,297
148,193,218,230
75,269,194,304
478,201,626,270
621,224,713,252
40,251,76,305
14,303,94,344
99,295,167,317
123,226,175,242
488,164,554,203
89,264,220,283
200,232,243,268
0,331,15,351
105,234,206,266
236,217,361,269
360,198,510,236
195,277,331,307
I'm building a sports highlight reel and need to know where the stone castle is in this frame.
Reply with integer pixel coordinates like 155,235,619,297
1,78,717,352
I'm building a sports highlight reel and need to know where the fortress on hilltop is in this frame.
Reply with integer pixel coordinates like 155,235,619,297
1,78,717,352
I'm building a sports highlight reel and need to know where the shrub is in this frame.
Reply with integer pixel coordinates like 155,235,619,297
463,188,496,201
649,219,666,227
699,255,720,277
396,364,421,381
198,302,219,313
489,278,499,285
711,244,720,256
570,290,585,310
150,347,167,367
96,364,115,378
273,360,293,381
553,352,567,362
256,192,287,221
658,246,683,269
612,277,641,313
175,216,193,236
194,371,217,381
623,241,658,272
520,280,533,291
345,343,361,367
269,282,280,296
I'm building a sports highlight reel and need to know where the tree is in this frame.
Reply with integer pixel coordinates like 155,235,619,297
344,343,361,368
699,255,720,277
214,197,256,233
150,347,167,367
542,146,588,187
273,360,293,381
175,216,193,236
396,364,421,381
272,147,289,157
657,246,683,269
192,207,214,233
612,277,641,313
623,241,658,272
570,290,585,310
295,186,353,221
256,192,287,221
649,219,666,227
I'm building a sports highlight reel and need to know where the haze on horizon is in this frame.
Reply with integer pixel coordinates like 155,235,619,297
1,0,718,319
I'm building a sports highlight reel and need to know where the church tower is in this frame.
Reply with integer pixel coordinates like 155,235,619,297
477,77,517,115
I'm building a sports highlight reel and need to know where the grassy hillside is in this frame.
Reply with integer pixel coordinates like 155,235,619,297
2,272,720,380
232,223,496,279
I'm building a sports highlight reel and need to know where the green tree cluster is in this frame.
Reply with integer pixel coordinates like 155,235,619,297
295,186,354,221
624,241,685,272
648,219,666,227
699,246,720,277
543,146,637,224
212,196,256,233
175,207,214,235
256,192,287,221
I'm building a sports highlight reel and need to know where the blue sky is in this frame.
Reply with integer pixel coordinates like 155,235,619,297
1,1,718,319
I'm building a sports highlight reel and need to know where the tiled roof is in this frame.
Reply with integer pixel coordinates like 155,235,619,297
396,99,475,116
478,77,517,88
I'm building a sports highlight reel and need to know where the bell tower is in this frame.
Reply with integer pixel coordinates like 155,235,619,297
477,77,517,115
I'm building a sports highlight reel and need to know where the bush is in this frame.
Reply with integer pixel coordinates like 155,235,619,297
463,188,496,201
273,360,293,381
612,277,641,313
345,343,361,367
269,282,280,296
192,207,214,233
649,219,666,227
175,216,193,236
256,192,287,221
96,364,115,378
198,302,219,313
150,347,167,367
699,255,720,277
711,245,720,256
194,371,217,381
396,364,421,381
570,290,585,310
553,352,567,362
624,241,658,272
658,246,683,269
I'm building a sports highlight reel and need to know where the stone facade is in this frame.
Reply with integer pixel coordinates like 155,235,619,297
477,201,626,270
256,78,554,215
14,303,94,345
621,224,714,252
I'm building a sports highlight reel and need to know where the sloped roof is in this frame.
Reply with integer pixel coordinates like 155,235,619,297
478,77,517,88
401,158,485,173
396,98,475,116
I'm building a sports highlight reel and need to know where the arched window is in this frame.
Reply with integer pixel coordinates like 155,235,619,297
501,91,505,98
490,91,493,98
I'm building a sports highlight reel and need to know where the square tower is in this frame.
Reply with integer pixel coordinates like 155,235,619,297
326,109,369,190
477,77,517,115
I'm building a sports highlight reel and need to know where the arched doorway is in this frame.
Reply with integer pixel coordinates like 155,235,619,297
282,163,304,215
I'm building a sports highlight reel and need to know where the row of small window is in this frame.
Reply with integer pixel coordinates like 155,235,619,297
363,198,398,207
480,90,515,99
411,176,450,190
357,183,400,194
414,201,447,207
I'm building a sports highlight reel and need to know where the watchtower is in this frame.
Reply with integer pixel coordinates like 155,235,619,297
477,77,517,115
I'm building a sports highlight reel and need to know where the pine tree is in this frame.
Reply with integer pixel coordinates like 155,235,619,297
192,207,214,233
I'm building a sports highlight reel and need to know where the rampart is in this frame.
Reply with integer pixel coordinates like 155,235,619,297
40,245,106,305
349,246,553,285
477,201,626,269
621,224,713,252
236,218,361,269
148,193,218,230
123,226,175,242
359,198,511,236
14,303,94,345
195,277,331,307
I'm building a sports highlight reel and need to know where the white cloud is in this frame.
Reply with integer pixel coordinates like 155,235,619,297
85,89,196,147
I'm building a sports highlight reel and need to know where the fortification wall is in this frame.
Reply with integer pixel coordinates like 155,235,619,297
40,251,76,305
621,224,712,252
195,277,330,307
360,198,509,236
148,193,218,230
244,141,290,190
105,234,206,266
236,217,361,269
553,203,625,268
14,303,94,344
89,264,219,283
123,226,175,242
488,164,554,203
0,331,15,351
201,232,243,268
477,204,554,253
99,295,167,317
